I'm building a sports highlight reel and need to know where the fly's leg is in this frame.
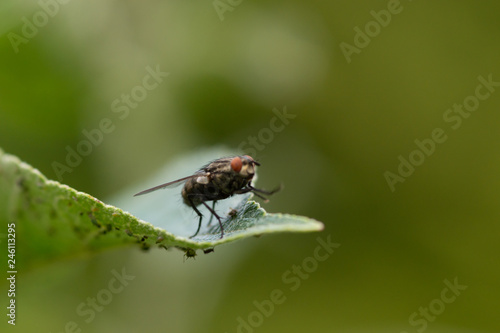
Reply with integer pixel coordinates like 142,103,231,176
206,201,217,226
251,191,269,202
202,201,224,238
233,186,268,201
248,184,282,195
188,196,204,238
234,184,282,202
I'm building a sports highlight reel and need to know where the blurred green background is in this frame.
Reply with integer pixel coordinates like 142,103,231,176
1,0,500,332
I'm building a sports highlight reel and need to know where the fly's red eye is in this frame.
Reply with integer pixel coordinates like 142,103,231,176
231,156,243,173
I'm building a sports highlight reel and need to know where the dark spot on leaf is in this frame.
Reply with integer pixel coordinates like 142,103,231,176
203,248,214,254
88,212,101,228
16,177,28,192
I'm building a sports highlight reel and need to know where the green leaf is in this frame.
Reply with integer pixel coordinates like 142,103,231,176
0,147,323,269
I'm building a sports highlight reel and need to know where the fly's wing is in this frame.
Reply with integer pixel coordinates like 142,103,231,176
133,172,209,196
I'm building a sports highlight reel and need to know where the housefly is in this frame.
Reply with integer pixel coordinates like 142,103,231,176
134,155,280,239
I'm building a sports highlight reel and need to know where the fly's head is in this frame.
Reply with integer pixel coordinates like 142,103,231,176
230,155,259,181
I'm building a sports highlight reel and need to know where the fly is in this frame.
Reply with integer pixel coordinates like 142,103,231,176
134,155,280,239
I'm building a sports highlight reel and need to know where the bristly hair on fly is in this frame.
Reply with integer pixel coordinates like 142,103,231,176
134,155,281,239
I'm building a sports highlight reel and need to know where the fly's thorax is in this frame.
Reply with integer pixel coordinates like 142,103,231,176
212,171,250,194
